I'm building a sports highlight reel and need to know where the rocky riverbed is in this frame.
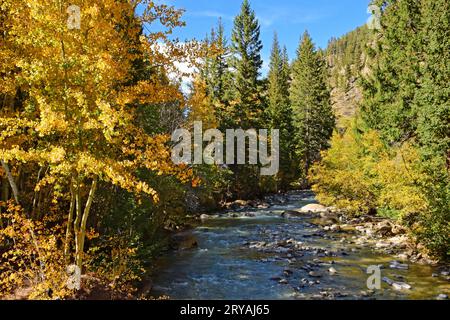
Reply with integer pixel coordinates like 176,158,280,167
149,191,449,300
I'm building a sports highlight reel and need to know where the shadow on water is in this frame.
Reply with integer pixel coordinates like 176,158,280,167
149,193,449,300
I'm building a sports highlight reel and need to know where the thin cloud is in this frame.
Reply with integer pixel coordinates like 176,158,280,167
187,10,234,21
257,15,275,27
256,5,328,28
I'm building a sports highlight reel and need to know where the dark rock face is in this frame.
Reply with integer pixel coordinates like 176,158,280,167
170,232,198,250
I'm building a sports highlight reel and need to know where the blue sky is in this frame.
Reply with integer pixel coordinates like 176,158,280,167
151,0,372,75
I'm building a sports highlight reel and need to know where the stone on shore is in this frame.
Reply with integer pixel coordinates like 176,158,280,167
392,282,412,291
299,204,329,213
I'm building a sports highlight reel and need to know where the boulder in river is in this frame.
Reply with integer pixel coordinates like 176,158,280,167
281,210,302,218
328,267,337,275
299,203,329,213
389,261,409,270
437,294,448,300
308,271,321,278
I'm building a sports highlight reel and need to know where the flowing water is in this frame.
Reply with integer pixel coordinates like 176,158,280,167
150,192,449,300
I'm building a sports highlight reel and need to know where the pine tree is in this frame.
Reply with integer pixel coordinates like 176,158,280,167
267,33,296,189
204,19,230,106
416,0,450,161
290,31,335,181
361,0,422,144
208,0,265,198
414,0,450,257
230,0,264,129
203,19,234,130
268,33,289,118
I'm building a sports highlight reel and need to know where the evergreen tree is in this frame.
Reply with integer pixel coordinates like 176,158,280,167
267,33,296,189
201,19,233,130
217,0,266,198
205,19,230,107
361,0,422,144
229,0,264,129
414,0,450,257
268,33,290,118
290,31,335,181
416,0,450,161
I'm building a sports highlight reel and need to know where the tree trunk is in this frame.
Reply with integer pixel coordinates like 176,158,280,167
0,177,8,227
75,178,98,271
31,166,44,219
1,160,20,204
73,179,82,269
64,181,76,263
1,177,9,203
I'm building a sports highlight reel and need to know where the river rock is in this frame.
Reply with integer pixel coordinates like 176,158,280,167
226,200,249,210
375,220,394,236
320,211,338,220
396,253,409,261
437,294,448,300
392,282,412,291
375,241,391,249
330,224,341,232
200,214,210,221
328,267,337,275
283,269,293,276
299,204,328,213
308,271,321,278
390,261,409,270
281,210,302,218
391,224,407,235
249,241,267,249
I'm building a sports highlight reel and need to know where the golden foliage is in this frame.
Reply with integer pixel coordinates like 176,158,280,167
0,202,71,299
309,119,427,218
0,0,201,293
188,76,218,129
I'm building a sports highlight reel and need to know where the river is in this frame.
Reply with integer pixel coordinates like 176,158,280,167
150,191,449,300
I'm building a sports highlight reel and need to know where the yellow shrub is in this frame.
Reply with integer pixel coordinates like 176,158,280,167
375,143,428,219
0,201,72,299
309,119,427,219
309,122,382,214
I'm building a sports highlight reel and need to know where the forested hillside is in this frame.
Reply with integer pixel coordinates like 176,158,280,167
326,26,371,124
